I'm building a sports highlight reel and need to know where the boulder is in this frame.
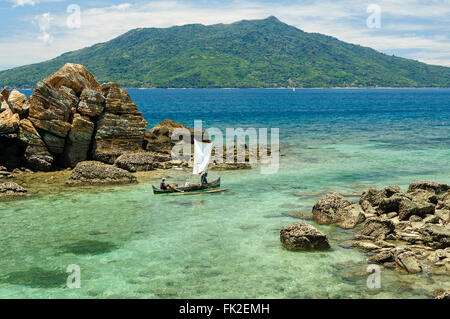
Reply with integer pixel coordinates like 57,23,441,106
358,217,395,240
63,114,95,167
114,152,155,172
0,108,20,134
351,240,381,252
44,63,100,95
78,89,105,117
394,250,422,274
28,81,75,138
408,181,449,194
418,224,450,249
8,89,29,117
66,161,137,186
359,185,408,215
398,198,435,221
92,112,148,164
312,193,365,228
144,119,187,154
0,182,28,199
280,222,330,250
17,119,53,171
368,249,395,264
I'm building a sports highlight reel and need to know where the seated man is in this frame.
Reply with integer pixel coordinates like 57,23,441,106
160,178,169,190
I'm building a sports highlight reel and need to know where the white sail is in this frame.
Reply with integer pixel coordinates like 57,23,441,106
193,139,213,175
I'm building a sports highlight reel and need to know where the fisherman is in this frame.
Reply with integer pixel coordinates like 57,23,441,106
200,172,208,185
160,178,169,190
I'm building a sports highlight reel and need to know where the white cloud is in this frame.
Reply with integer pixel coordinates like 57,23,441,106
1,0,450,69
13,0,39,7
109,3,132,11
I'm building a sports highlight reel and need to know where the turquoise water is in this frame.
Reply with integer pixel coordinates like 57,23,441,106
1,89,449,298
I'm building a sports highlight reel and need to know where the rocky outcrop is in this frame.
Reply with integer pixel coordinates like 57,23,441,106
144,119,189,154
345,181,450,275
312,193,365,229
0,63,150,171
280,222,330,250
0,182,28,199
66,161,137,186
114,152,156,172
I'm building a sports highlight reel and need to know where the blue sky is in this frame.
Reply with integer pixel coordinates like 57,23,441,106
1,0,449,71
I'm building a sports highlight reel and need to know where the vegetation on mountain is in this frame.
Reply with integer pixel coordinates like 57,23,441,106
1,16,449,88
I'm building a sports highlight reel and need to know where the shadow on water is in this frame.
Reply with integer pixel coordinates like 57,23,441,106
58,240,119,256
0,267,67,288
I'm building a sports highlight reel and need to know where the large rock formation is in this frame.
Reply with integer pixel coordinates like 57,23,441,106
66,161,137,186
0,63,149,171
280,222,330,250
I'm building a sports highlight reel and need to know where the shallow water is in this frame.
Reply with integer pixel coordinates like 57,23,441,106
1,89,449,298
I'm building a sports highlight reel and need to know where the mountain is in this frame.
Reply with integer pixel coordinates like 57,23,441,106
1,16,449,88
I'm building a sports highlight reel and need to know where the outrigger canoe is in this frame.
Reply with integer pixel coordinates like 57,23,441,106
152,177,221,194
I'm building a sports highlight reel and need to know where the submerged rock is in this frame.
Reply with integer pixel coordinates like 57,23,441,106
280,222,330,250
66,161,137,186
0,182,28,199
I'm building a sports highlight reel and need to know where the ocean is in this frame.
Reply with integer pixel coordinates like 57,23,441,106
1,89,449,298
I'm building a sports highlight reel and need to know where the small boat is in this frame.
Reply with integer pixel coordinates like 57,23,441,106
152,178,221,194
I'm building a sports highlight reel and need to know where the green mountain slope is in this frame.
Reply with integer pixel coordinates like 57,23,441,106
1,16,449,88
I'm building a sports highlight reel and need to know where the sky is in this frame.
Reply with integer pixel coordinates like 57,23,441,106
0,0,449,71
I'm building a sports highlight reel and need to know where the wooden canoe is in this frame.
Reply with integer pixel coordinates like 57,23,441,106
152,177,221,194
170,188,229,196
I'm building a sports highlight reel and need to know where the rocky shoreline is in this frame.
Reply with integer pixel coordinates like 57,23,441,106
0,63,256,198
280,180,450,298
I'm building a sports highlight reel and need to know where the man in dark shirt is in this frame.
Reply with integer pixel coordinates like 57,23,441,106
200,172,208,185
160,178,169,190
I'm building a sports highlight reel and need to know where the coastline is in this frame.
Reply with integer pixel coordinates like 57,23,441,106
13,87,450,91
